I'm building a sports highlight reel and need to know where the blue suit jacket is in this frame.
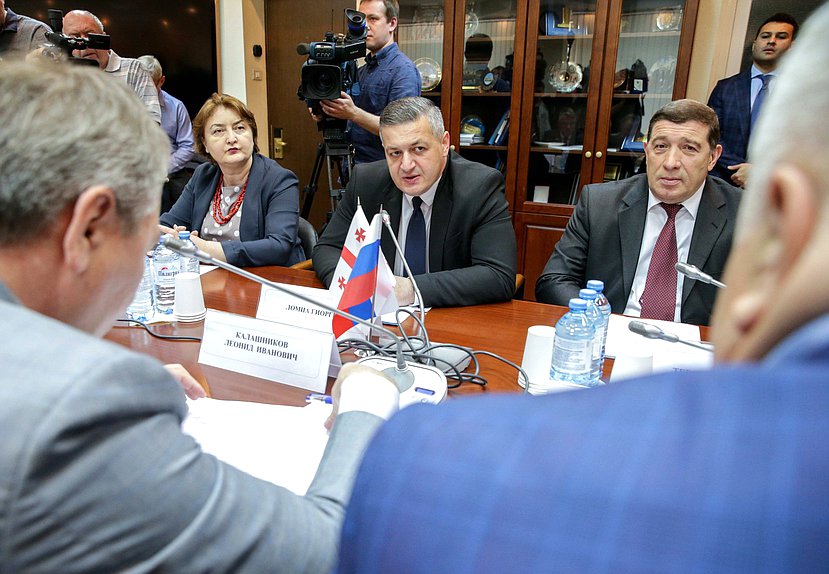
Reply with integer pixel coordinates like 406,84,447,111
160,153,305,267
708,70,752,182
337,317,829,573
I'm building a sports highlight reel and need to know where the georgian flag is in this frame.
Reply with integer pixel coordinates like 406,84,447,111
330,204,397,339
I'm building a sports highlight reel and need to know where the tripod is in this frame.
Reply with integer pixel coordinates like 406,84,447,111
300,139,354,223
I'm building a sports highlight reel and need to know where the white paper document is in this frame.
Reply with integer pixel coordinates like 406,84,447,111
182,398,332,495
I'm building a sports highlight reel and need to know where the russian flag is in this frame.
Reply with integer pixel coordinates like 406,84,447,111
333,234,381,338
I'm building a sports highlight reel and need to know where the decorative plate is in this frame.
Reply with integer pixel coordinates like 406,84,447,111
414,57,442,92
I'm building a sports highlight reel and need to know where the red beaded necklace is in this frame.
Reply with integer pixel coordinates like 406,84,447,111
211,175,248,225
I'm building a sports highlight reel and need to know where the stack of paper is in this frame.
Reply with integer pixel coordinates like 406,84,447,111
182,398,332,495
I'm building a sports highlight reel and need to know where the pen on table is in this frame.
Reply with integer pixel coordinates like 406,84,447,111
305,393,333,405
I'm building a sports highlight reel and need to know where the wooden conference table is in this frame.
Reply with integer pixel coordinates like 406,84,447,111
105,266,676,405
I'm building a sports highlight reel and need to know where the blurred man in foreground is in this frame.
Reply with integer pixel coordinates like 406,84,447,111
337,6,829,570
0,61,397,572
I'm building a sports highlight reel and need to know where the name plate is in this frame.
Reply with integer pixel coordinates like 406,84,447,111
199,309,337,393
257,284,338,334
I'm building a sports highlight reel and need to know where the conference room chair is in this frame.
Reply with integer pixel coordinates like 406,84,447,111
291,217,318,270
514,274,525,299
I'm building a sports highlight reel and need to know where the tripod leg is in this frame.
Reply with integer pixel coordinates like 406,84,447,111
300,143,326,220
325,154,341,220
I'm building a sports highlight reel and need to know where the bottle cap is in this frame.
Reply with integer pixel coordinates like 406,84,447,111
579,288,597,301
178,231,191,240
568,298,587,311
587,279,604,292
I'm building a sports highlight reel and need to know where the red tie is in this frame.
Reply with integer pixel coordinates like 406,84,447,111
640,202,682,321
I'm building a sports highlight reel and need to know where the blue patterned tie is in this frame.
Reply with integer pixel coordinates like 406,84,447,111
404,197,426,277
751,74,772,130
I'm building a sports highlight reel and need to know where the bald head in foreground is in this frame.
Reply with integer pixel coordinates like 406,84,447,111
336,6,829,571
0,61,397,572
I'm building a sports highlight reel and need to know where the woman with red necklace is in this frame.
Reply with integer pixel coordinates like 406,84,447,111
160,93,305,267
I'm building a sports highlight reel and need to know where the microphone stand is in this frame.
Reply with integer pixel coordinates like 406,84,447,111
378,209,474,373
161,235,441,394
379,209,428,344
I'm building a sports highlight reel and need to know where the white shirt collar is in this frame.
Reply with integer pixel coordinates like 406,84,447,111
646,181,705,220
403,178,440,208
750,64,775,80
104,50,120,73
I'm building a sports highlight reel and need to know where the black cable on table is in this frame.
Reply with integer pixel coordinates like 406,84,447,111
115,318,202,342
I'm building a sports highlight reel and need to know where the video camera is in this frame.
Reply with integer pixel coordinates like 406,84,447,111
297,9,367,143
41,9,110,66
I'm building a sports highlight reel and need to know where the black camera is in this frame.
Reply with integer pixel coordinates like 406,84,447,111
41,9,110,66
297,9,367,102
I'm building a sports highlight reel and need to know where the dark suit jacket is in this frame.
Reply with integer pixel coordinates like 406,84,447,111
337,319,829,572
160,153,305,267
313,152,517,307
708,70,752,182
535,174,741,326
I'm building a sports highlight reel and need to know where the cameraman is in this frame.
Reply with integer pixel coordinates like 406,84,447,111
314,0,420,164
62,10,160,124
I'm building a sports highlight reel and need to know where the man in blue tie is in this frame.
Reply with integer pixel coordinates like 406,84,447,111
708,13,798,188
314,96,517,307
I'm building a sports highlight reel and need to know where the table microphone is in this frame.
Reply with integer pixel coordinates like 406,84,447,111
379,210,473,373
675,262,727,289
160,236,447,405
628,320,714,352
379,210,426,334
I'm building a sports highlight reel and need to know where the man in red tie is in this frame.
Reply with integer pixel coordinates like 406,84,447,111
536,99,742,326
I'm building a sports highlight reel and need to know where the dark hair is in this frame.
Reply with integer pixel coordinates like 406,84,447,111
647,99,720,151
359,0,399,21
756,12,799,40
192,93,259,159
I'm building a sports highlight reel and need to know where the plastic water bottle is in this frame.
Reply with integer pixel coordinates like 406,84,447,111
579,288,605,385
126,254,153,322
178,231,200,274
550,298,597,388
587,279,612,359
152,237,180,315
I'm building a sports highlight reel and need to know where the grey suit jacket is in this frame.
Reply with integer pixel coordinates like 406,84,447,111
0,284,383,572
535,174,741,326
313,152,517,307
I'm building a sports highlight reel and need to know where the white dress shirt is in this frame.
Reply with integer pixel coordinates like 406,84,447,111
394,180,440,276
624,183,705,321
